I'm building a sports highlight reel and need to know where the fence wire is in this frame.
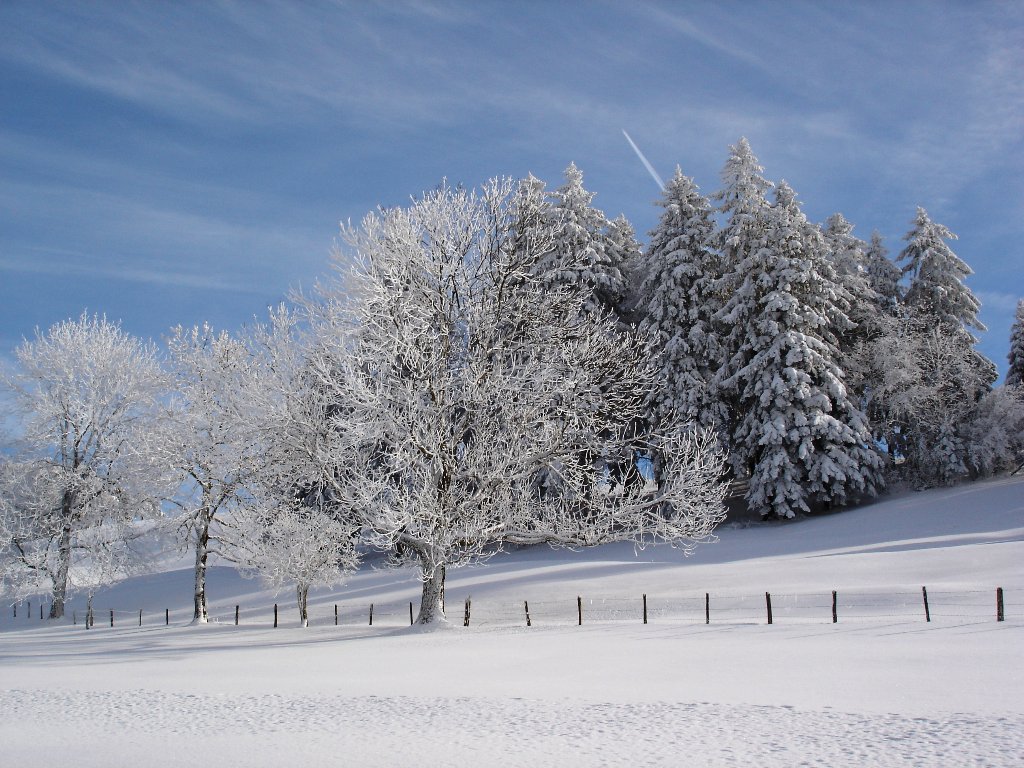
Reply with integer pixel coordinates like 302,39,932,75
6,588,1014,629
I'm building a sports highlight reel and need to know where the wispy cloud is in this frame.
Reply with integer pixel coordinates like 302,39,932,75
0,251,268,295
634,3,768,71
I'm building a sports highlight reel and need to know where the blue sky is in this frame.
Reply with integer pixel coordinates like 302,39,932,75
1,0,1021,377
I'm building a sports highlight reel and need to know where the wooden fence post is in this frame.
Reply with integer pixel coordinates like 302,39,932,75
705,593,710,625
463,597,471,627
577,596,583,626
369,603,373,626
27,601,30,620
165,608,169,626
274,603,278,628
524,600,532,627
12,603,15,619
334,604,338,626
110,609,114,628
409,602,414,626
235,605,239,626
73,611,77,625
996,587,1004,622
765,592,773,625
832,590,838,624
922,586,931,622
642,594,648,624
138,609,142,627
40,604,43,620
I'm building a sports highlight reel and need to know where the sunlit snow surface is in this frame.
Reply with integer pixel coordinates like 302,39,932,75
2,476,1022,766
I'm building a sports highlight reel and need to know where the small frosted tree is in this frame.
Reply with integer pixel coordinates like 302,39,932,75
306,178,728,624
232,308,360,627
717,182,882,518
235,503,357,627
0,315,169,618
1007,299,1024,387
165,324,260,623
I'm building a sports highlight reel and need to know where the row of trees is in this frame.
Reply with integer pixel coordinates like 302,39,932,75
2,139,1021,625
633,140,1022,517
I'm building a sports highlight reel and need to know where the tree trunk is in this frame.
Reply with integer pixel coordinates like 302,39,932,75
49,523,73,619
49,489,75,619
415,553,447,625
192,510,212,624
297,583,309,628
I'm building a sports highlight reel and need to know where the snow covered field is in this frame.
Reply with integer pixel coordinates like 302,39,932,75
2,475,1023,767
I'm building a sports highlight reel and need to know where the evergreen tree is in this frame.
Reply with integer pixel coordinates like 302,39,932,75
718,181,881,518
1007,299,1024,387
605,214,642,321
886,208,998,484
636,168,722,432
711,138,774,464
864,230,902,312
898,207,996,382
536,163,627,317
900,207,985,335
823,213,877,333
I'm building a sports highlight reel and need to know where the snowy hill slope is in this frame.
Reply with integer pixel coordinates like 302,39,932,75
1,475,1022,767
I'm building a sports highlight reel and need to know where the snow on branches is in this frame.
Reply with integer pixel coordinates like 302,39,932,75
304,178,728,623
0,314,171,617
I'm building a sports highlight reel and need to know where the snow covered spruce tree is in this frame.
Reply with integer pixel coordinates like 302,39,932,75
710,138,774,463
0,314,170,618
636,168,724,438
715,180,882,519
1007,298,1024,387
231,309,359,627
821,216,902,444
822,213,880,336
891,208,997,484
863,230,903,313
535,163,630,319
165,324,263,623
306,178,728,624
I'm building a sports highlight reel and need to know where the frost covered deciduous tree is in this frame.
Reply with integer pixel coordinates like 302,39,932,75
636,168,723,435
716,182,882,518
165,324,260,623
232,309,359,627
868,312,997,485
235,504,356,627
306,179,728,624
0,315,169,617
1007,299,1024,388
961,386,1024,478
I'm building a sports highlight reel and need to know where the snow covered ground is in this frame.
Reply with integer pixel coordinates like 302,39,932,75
2,475,1023,766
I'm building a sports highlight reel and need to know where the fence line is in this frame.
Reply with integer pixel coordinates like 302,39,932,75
4,586,1015,630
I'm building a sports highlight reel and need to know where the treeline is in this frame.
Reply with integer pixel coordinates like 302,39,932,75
1,139,1022,626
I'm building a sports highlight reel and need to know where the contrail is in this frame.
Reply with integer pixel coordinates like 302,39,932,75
622,129,665,190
